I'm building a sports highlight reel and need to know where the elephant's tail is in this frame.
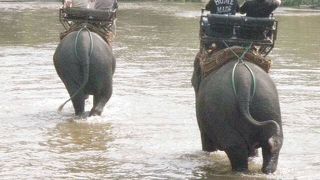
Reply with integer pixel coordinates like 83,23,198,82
235,63,282,152
238,100,281,136
238,100,282,152
232,63,281,135
58,28,93,112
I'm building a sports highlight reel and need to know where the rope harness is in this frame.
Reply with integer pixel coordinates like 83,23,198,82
222,41,256,101
60,22,113,45
75,25,94,59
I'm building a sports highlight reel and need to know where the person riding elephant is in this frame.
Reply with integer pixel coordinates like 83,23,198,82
239,0,281,51
204,0,240,50
63,0,118,9
205,0,240,15
94,0,118,45
63,0,93,8
61,0,118,44
240,0,281,18
94,0,118,10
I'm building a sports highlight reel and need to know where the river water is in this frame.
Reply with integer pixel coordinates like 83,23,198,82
0,2,319,179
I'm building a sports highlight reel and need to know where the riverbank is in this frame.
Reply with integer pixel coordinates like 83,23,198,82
286,4,320,10
277,6,320,15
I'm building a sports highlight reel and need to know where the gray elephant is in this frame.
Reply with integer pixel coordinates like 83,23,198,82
53,28,115,116
191,56,283,174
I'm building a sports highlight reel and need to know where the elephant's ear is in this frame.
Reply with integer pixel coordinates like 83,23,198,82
191,52,202,93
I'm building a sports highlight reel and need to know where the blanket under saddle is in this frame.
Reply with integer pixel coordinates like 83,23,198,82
197,46,272,77
60,23,113,44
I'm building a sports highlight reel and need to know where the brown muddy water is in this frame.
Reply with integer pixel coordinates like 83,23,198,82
0,2,319,179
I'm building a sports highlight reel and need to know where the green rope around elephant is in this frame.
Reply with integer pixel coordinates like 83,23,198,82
222,41,256,100
75,25,93,59
232,44,256,101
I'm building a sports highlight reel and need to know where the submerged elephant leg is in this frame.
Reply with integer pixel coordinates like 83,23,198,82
62,79,86,116
261,141,280,174
70,91,86,116
90,89,112,116
225,145,249,173
61,78,86,116
201,132,217,152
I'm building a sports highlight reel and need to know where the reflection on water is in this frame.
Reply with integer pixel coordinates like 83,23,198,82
0,2,319,179
47,121,113,152
45,121,113,178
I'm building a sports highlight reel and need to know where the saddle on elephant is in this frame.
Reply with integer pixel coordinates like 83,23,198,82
59,7,117,44
196,9,277,77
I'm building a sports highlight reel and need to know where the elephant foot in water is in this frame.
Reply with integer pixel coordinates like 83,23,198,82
72,93,109,117
201,132,218,152
225,143,280,174
89,92,111,116
261,137,281,174
225,145,250,173
89,108,102,116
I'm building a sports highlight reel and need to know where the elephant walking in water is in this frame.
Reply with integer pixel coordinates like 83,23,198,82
53,27,115,116
192,55,283,174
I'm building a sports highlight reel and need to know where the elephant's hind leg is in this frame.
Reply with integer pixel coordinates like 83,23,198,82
71,91,86,116
90,88,112,116
261,141,280,174
225,145,249,173
201,132,217,152
63,80,86,116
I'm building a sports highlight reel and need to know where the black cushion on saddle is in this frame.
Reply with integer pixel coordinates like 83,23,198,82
242,16,275,27
239,16,275,40
205,14,275,40
207,14,243,26
64,8,115,22
207,14,274,27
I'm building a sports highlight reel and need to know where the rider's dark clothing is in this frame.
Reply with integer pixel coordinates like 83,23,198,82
94,0,118,45
204,0,239,50
94,0,118,10
205,0,240,15
239,0,280,17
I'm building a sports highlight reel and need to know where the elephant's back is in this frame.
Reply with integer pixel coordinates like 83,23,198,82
53,30,115,82
200,60,274,95
54,31,113,65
